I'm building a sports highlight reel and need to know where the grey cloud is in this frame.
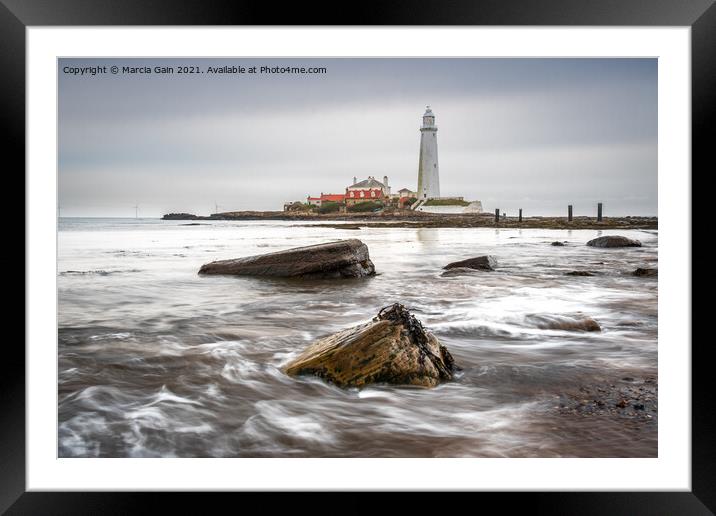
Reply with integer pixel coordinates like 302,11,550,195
59,58,657,217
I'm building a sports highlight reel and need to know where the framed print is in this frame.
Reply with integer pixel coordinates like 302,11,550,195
4,0,712,512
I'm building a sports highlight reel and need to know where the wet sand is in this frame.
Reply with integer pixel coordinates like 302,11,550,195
297,216,657,230
163,211,657,230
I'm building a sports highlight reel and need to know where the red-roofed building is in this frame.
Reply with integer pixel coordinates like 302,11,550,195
345,176,390,206
306,193,346,207
320,193,346,203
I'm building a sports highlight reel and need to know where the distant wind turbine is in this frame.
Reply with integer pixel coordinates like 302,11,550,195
134,205,139,219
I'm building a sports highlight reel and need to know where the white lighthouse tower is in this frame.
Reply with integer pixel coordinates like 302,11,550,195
417,106,440,199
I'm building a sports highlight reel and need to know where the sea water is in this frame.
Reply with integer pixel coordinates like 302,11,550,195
58,218,658,457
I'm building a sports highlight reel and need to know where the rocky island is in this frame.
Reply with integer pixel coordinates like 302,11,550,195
164,210,658,230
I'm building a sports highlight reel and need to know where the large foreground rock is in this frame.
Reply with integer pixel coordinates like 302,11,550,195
587,236,642,248
283,304,455,388
443,255,497,271
198,239,375,278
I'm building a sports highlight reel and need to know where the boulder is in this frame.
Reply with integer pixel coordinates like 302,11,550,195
551,241,566,246
586,236,642,248
441,267,481,277
527,313,601,332
564,270,596,276
198,239,375,279
633,267,658,277
443,255,497,271
283,304,455,388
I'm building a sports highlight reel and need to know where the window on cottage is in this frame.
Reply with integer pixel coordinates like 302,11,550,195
360,191,365,198
371,191,375,197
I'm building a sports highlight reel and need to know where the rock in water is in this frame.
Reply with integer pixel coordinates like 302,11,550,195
283,304,455,388
586,236,642,248
527,313,601,332
443,255,497,271
198,239,375,278
551,241,566,246
633,267,658,277
441,267,482,277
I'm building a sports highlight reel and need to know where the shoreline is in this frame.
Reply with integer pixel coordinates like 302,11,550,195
162,211,658,230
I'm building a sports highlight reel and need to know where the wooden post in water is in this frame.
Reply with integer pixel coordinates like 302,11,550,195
518,208,522,222
597,202,603,222
495,208,500,223
568,205,573,222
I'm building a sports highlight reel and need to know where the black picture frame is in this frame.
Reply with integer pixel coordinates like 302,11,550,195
3,0,710,513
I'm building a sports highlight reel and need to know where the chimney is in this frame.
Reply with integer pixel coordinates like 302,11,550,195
383,176,388,187
353,176,357,185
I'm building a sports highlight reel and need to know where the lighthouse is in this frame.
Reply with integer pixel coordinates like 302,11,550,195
417,106,440,199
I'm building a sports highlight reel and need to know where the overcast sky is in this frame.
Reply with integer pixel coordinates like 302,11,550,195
58,58,657,217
